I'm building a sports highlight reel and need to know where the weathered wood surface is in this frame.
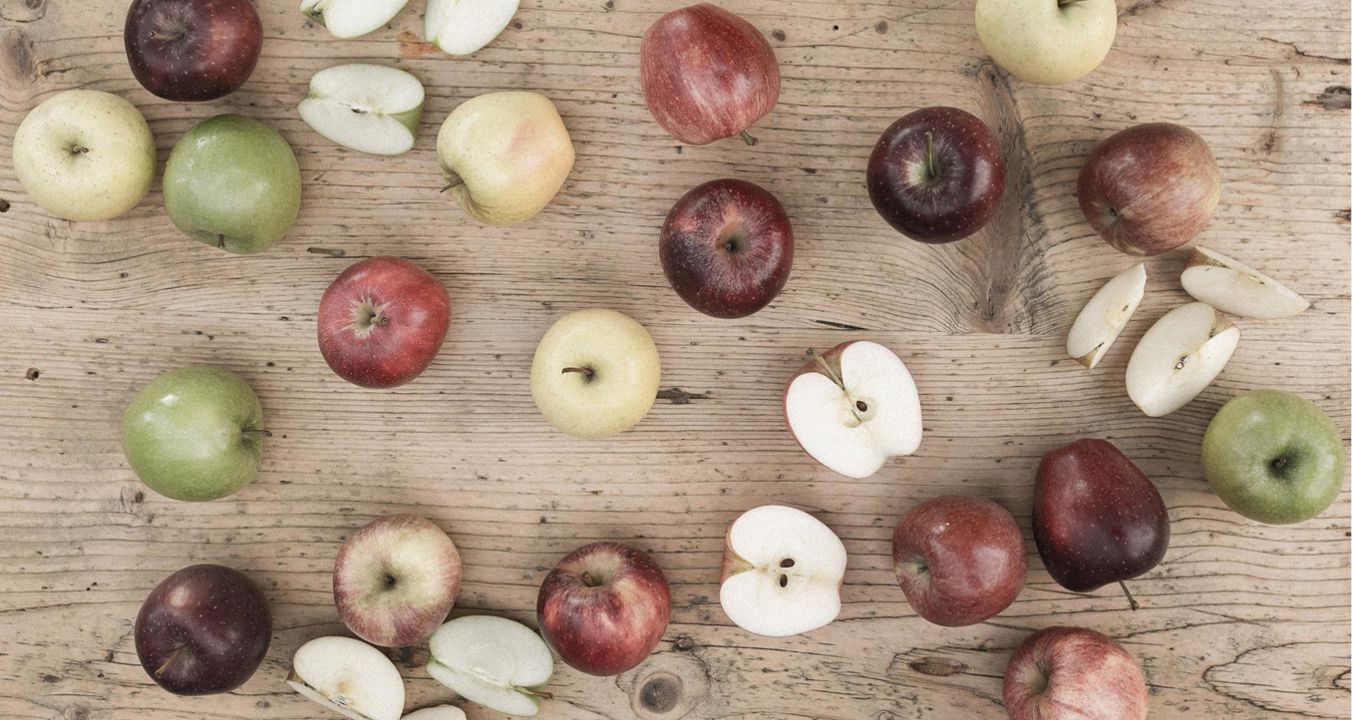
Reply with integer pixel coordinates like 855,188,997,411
0,0,1349,717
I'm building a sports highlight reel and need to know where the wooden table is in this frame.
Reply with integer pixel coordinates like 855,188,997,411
2,0,1348,718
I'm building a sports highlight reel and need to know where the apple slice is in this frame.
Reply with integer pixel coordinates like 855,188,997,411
1180,247,1310,319
1066,263,1147,368
424,0,520,56
287,636,405,720
784,340,922,478
301,0,410,39
1125,302,1240,417
426,616,553,717
719,505,848,637
403,708,467,720
299,64,425,156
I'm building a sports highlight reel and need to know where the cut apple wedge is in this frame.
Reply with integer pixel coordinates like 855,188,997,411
403,708,467,720
1180,247,1310,319
719,505,848,638
1066,263,1146,369
299,64,425,156
301,0,410,38
426,616,553,717
287,636,405,720
424,0,520,56
1125,302,1240,417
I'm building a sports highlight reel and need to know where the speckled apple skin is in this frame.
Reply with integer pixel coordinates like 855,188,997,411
1003,626,1148,720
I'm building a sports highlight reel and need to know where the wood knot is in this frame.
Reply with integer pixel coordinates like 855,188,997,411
909,656,967,677
639,673,683,713
621,651,710,720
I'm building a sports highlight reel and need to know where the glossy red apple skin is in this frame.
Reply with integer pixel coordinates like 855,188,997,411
892,496,1026,627
318,256,451,389
134,564,272,695
640,4,780,145
125,0,263,102
1003,626,1148,720
660,179,793,318
1077,122,1220,256
536,542,671,676
867,107,1006,244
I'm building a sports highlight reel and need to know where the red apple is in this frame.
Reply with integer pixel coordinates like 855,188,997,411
1077,122,1220,256
124,0,263,102
1003,626,1148,720
640,4,780,145
536,542,671,676
892,496,1025,627
660,178,793,318
318,256,451,389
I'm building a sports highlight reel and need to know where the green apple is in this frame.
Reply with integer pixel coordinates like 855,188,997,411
122,368,265,501
163,114,302,254
1202,389,1346,524
12,89,156,221
974,0,1117,85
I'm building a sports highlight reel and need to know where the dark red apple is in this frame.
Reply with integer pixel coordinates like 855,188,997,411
659,178,793,318
134,564,272,695
892,496,1026,627
640,4,780,145
317,256,451,389
1003,626,1148,720
1077,122,1220,256
125,0,263,102
867,106,1006,243
536,541,671,676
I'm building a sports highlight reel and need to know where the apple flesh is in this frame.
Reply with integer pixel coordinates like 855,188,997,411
1065,263,1146,368
288,635,405,720
426,615,554,717
1125,302,1239,417
1181,247,1309,319
403,709,467,720
1003,626,1148,720
302,0,411,39
125,0,262,101
425,0,520,56
299,64,425,156
974,0,1117,85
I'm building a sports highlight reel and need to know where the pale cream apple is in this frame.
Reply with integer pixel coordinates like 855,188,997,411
1066,263,1146,368
974,0,1117,85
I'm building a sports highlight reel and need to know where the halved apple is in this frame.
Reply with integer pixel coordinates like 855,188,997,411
719,505,848,638
1066,263,1146,368
1180,247,1310,319
301,0,411,38
426,616,553,717
299,64,424,156
425,0,520,56
403,708,467,720
287,636,405,720
1125,302,1240,417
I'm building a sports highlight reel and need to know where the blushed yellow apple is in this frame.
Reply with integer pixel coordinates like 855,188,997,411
974,0,1117,85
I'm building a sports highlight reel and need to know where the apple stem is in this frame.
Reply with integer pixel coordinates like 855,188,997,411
216,234,226,249
441,173,464,193
306,246,346,258
69,144,89,155
522,688,554,700
1118,580,1140,611
561,366,594,380
241,428,272,439
154,645,188,677
924,131,940,183
739,130,759,146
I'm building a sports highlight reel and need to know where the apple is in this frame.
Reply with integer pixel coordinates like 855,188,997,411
719,505,847,637
530,308,661,439
892,496,1026,627
784,341,923,478
1065,263,1146,369
425,0,520,55
1078,122,1220,256
122,367,264,502
1003,626,1148,720
163,114,302,255
659,178,794,318
334,514,463,647
974,0,1117,85
302,0,410,39
866,106,1006,243
436,91,574,225
404,709,467,720
1125,302,1239,417
12,90,156,222
124,0,262,101
318,257,451,389
640,4,779,145
1181,247,1309,319
134,564,271,695
427,616,554,717
288,636,406,720
537,542,671,676
299,64,425,156
1203,390,1346,524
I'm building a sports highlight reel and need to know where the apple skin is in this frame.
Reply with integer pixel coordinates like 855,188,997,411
318,257,451,389
974,0,1117,86
135,564,272,695
1202,390,1346,525
1003,626,1147,720
659,178,793,318
536,541,671,676
867,107,1006,243
640,4,780,145
892,496,1026,627
1077,123,1220,256
125,0,262,102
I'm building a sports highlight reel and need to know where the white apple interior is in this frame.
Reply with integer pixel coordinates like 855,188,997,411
287,636,406,720
299,64,424,156
1126,302,1240,417
1066,263,1147,368
426,615,553,717
403,707,468,720
1180,247,1309,319
425,0,521,56
301,0,411,39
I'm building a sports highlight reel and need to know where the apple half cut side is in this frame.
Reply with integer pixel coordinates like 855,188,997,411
1066,263,1147,368
784,340,922,478
1180,247,1310,319
403,707,468,720
301,0,410,39
425,0,520,56
426,615,553,717
287,636,405,720
299,64,425,156
719,505,848,637
1125,302,1240,417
